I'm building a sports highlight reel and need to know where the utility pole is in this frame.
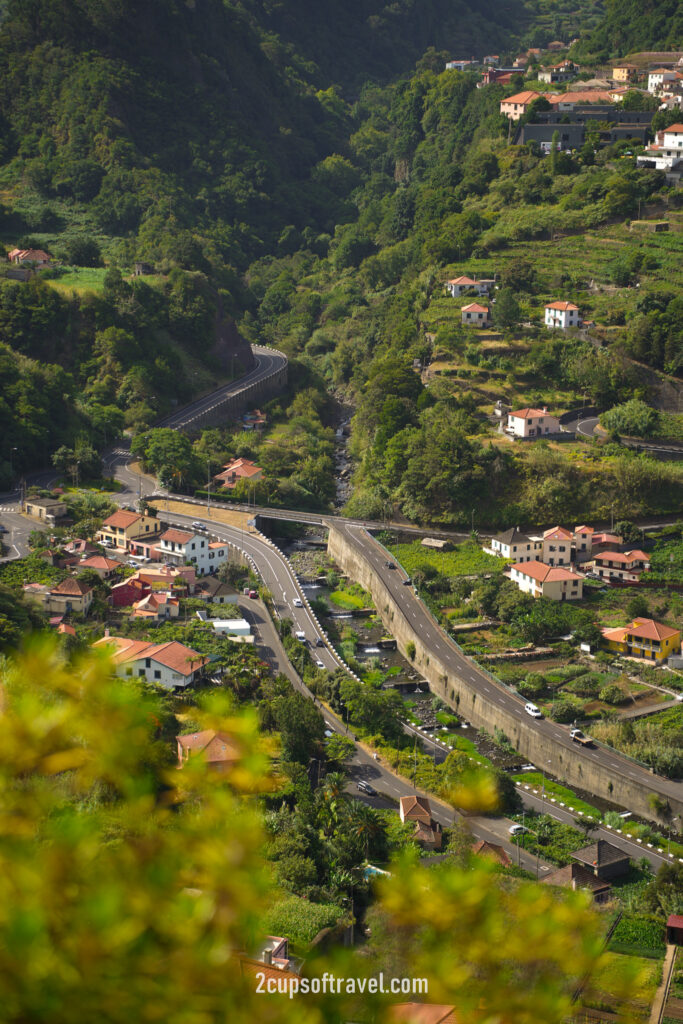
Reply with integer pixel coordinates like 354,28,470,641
207,460,211,517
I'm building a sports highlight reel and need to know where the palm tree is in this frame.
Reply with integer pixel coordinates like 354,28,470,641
348,802,384,860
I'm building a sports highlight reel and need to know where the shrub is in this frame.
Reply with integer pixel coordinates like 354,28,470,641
599,683,626,706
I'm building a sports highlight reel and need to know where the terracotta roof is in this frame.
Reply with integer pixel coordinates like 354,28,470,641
509,407,551,418
8,248,51,261
502,90,541,104
177,730,239,764
79,555,119,570
160,528,195,545
664,123,683,132
592,532,622,544
574,525,594,533
92,636,207,676
543,525,573,540
208,541,226,549
545,300,579,310
447,275,477,285
511,560,583,583
472,839,511,866
550,90,614,104
52,578,92,596
102,510,141,530
400,795,432,824
57,623,76,636
626,618,679,642
572,839,629,869
593,550,648,565
388,1005,458,1024
602,626,629,643
542,862,611,894
667,914,683,929
461,302,489,313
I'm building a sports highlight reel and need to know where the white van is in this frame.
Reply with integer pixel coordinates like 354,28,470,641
524,702,542,718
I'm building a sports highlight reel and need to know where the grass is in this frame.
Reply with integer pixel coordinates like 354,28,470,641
44,267,108,295
329,585,371,610
387,539,506,578
582,952,662,1016
510,773,602,819
608,914,667,960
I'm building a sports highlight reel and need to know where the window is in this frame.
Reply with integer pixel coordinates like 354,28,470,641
145,658,151,668
138,669,145,677
191,543,195,550
154,670,161,680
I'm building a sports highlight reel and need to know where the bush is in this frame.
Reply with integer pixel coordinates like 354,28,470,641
599,683,626,706
548,697,584,723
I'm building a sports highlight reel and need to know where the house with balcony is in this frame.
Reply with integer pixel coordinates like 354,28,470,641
601,617,680,662
445,275,494,297
158,528,218,576
591,549,651,583
509,560,584,600
97,510,161,552
93,634,208,689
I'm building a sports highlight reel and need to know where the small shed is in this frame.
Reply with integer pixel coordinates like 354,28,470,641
572,839,630,881
421,537,453,551
666,914,683,945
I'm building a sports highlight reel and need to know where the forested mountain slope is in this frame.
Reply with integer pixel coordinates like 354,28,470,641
575,0,682,58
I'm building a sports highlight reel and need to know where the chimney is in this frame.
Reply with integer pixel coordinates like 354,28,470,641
263,949,272,965
104,627,110,638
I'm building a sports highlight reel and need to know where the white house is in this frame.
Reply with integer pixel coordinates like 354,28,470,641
486,527,542,562
159,528,224,576
637,123,683,174
461,302,490,326
648,69,678,93
93,635,208,690
506,407,561,438
545,301,580,329
445,275,493,297
591,549,651,583
509,561,584,601
542,526,573,566
445,59,477,71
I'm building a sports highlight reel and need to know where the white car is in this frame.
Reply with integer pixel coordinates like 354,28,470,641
293,597,303,607
524,702,542,718
508,824,526,836
314,659,325,669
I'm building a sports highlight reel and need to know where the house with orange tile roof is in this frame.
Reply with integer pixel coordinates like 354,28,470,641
612,63,638,82
573,525,594,559
592,531,623,553
399,796,442,850
445,275,494,297
92,634,208,689
542,525,573,566
637,123,683,176
472,839,511,867
24,577,94,615
545,300,581,329
505,406,561,438
97,509,161,551
8,247,52,267
214,457,263,489
509,560,584,600
601,618,680,662
461,302,490,326
77,554,121,579
591,549,650,583
500,90,540,119
176,730,240,771
131,591,180,620
549,90,616,109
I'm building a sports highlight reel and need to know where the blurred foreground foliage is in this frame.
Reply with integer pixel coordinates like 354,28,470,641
0,640,641,1022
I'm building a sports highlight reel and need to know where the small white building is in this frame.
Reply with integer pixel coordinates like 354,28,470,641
159,528,224,576
509,561,584,600
445,275,493,297
461,302,490,326
545,301,581,329
445,59,477,71
486,527,542,562
542,526,573,566
637,123,683,174
506,407,561,438
648,69,678,93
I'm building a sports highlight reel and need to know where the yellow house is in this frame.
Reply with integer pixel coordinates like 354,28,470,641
602,618,681,663
612,64,638,82
97,509,161,551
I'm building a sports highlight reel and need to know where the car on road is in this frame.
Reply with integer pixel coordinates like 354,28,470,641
248,589,258,599
508,824,526,836
324,729,334,738
314,659,325,669
402,578,412,586
569,728,594,747
293,597,303,607
356,780,377,796
294,631,307,643
315,636,325,647
524,702,542,718
191,521,207,531
385,560,395,569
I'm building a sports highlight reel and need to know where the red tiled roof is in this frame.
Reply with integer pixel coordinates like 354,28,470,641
208,541,226,550
545,300,579,310
592,532,622,544
472,839,511,866
52,578,92,596
160,528,195,545
602,626,629,643
400,795,432,824
574,525,594,533
664,123,683,133
501,90,541,104
511,560,583,583
447,275,477,285
92,636,207,676
57,623,76,636
177,730,239,764
594,549,648,565
509,407,551,418
102,510,141,530
543,525,573,540
79,555,119,570
626,618,679,642
550,90,614,104
667,914,683,929
461,302,489,313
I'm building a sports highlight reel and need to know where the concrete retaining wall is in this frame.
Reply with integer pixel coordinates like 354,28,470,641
187,359,288,430
327,524,683,824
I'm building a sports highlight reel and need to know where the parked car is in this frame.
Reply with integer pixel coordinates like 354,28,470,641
524,702,542,718
357,780,377,796
508,823,526,836
248,589,258,599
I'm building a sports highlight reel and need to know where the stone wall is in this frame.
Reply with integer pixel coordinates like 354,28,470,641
327,524,683,824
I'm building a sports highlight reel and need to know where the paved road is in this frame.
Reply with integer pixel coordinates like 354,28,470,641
155,345,287,430
331,522,683,815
